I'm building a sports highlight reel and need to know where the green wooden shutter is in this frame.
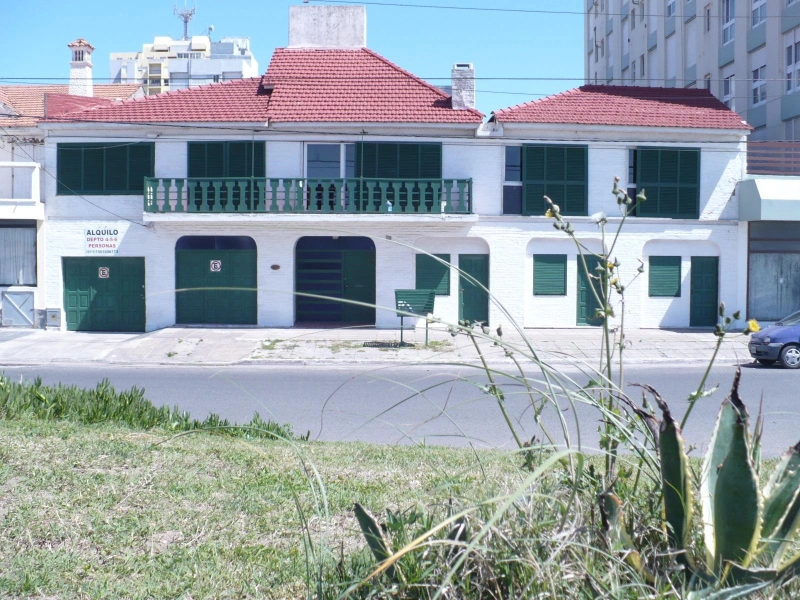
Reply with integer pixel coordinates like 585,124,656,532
419,144,442,178
57,145,84,194
127,143,154,193
533,254,567,296
355,143,378,178
205,142,225,178
104,145,128,192
398,144,420,178
227,142,249,177
416,254,450,295
252,142,266,177
376,143,399,178
523,145,587,216
637,148,699,218
82,145,105,193
187,143,207,178
649,256,681,297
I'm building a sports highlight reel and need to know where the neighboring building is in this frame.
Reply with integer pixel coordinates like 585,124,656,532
0,40,141,328
32,7,750,332
110,35,259,95
584,0,796,145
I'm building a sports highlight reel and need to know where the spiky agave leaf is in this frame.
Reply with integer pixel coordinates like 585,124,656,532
354,502,397,580
701,370,749,570
713,409,761,573
598,489,654,584
639,385,693,564
761,442,800,566
777,550,800,582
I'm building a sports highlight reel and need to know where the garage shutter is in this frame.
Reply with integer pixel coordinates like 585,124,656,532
355,143,442,178
416,254,450,295
522,145,588,216
649,256,682,297
636,148,700,218
533,254,567,296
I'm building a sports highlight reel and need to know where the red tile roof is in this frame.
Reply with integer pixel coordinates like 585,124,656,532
493,85,751,131
44,78,269,124
0,84,141,127
41,47,483,125
262,48,483,123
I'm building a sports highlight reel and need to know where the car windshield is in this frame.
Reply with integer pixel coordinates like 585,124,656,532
777,311,800,326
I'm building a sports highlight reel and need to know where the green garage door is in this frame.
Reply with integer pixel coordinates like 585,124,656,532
458,254,489,326
690,256,719,327
176,249,257,325
63,257,146,332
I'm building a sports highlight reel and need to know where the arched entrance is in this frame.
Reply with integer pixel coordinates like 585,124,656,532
295,236,376,325
175,235,257,325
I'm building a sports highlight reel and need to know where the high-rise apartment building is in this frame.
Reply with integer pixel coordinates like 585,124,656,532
110,35,259,95
584,0,799,142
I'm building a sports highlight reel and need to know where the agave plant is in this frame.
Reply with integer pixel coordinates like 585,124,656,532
600,369,800,597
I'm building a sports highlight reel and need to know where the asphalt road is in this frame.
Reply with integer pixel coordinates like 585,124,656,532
1,362,798,457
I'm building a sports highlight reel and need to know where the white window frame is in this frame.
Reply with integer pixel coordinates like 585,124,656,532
705,5,712,32
704,74,712,90
722,74,735,110
632,59,636,82
304,143,356,179
752,65,767,107
722,0,735,45
631,9,636,29
667,0,676,18
752,0,766,28
786,28,800,95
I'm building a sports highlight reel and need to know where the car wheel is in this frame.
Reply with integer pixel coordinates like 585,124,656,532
780,345,800,369
757,359,777,366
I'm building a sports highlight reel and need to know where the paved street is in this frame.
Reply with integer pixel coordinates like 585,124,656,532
2,362,797,458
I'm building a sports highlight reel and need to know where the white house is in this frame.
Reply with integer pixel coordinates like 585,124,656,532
0,39,140,328
31,7,751,333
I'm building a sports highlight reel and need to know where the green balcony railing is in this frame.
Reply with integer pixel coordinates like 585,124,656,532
144,177,473,215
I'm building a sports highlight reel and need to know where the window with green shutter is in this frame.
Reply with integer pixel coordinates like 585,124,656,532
649,256,682,297
533,254,568,296
416,254,450,295
57,143,154,195
522,145,587,217
187,141,266,178
355,143,442,179
636,148,700,219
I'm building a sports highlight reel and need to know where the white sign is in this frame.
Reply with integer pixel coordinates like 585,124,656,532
85,226,121,255
98,267,110,279
210,260,222,272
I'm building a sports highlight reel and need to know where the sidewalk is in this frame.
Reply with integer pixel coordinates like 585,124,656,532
0,325,752,368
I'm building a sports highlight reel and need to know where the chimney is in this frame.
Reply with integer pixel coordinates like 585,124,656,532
451,63,475,110
288,5,367,49
68,39,94,97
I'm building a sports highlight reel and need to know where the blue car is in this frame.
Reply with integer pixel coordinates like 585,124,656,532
749,310,800,368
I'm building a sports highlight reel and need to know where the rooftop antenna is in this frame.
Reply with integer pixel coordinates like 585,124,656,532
174,3,196,40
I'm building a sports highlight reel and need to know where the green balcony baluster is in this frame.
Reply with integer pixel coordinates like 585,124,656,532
198,181,211,213
174,179,185,213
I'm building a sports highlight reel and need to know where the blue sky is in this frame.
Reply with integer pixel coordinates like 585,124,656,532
0,0,585,116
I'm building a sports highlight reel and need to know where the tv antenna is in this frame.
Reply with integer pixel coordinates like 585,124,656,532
174,4,196,40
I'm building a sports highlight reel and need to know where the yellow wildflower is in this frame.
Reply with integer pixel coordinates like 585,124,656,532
747,319,760,333
545,209,554,218
607,261,615,271
609,278,619,286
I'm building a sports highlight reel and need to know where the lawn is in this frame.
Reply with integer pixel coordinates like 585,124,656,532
0,418,518,599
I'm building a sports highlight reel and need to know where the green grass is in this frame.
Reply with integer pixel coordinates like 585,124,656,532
0,419,516,599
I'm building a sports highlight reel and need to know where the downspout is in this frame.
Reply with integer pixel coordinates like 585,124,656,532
10,142,14,198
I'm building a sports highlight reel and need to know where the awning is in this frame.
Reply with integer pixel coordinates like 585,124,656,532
739,176,800,221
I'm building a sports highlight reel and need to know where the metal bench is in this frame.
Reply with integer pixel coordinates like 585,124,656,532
394,289,436,345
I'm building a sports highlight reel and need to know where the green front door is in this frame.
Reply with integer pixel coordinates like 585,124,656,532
459,254,489,325
342,251,376,324
63,257,146,332
690,256,719,327
577,255,604,326
176,250,257,325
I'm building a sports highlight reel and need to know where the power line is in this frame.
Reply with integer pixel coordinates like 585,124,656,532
311,0,793,19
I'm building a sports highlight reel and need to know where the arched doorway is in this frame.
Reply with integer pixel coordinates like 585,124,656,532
175,235,257,325
295,236,376,325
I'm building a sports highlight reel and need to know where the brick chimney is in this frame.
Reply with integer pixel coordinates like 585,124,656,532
68,39,94,97
451,63,475,110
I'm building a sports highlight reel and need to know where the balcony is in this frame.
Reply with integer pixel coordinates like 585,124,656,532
0,162,43,220
144,177,473,215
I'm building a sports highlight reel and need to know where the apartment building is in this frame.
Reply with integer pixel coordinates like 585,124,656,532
110,35,259,95
584,0,800,143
